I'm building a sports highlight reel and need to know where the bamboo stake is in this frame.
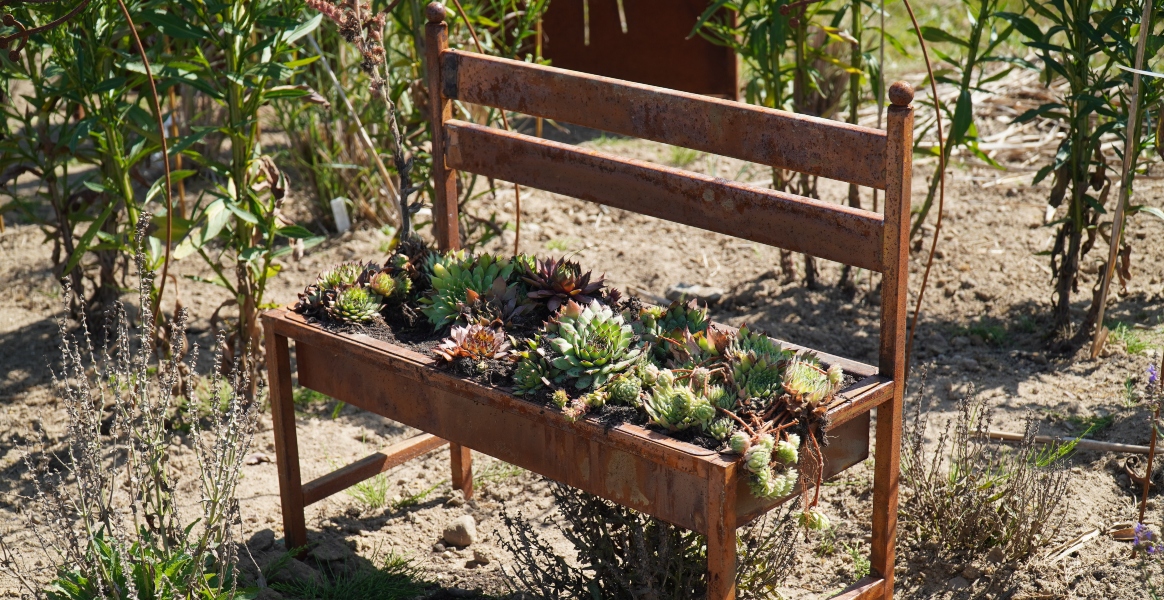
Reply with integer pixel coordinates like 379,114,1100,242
306,33,400,226
1092,0,1154,358
984,430,1152,454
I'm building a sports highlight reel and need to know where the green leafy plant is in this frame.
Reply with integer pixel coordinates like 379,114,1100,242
0,0,162,315
1000,0,1147,333
270,553,426,600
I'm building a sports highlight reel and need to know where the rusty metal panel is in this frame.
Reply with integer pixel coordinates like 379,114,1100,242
294,333,712,533
733,410,870,526
442,51,889,190
444,120,886,272
540,0,737,99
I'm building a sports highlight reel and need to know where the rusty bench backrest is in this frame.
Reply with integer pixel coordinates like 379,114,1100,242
423,2,913,382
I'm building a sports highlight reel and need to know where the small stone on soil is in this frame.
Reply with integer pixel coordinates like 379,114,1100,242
948,576,970,589
443,514,478,547
445,489,466,507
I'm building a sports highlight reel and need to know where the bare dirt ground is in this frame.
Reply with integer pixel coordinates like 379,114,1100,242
3,127,1164,598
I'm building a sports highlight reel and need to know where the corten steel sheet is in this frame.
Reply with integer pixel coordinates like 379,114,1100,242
540,0,737,98
444,120,886,272
442,51,889,190
268,308,880,533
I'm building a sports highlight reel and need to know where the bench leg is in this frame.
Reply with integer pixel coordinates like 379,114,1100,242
871,394,903,600
707,465,737,600
266,330,307,553
451,443,473,499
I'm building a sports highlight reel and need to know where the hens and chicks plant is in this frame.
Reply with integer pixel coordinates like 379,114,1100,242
295,245,845,524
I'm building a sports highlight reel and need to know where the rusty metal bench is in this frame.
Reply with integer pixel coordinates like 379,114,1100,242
262,4,913,598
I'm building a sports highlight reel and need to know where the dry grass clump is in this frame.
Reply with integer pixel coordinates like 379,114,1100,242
0,254,258,600
900,387,1071,563
499,483,797,599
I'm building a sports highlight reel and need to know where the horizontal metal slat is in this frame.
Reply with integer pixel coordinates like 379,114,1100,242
442,50,889,190
444,120,886,272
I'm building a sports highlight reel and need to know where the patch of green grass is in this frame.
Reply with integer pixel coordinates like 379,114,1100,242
814,526,837,558
1014,315,1039,334
844,542,871,580
391,479,443,511
347,473,391,510
1066,413,1114,438
271,552,427,600
956,321,1010,346
294,388,346,418
545,238,573,252
1108,321,1149,354
475,460,524,485
1124,377,1139,406
668,145,701,168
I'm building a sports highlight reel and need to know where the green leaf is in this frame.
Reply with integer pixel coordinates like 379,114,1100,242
63,201,116,275
282,14,323,46
950,89,974,145
145,170,197,205
147,11,210,39
284,55,321,68
169,126,216,157
921,26,969,48
276,224,314,239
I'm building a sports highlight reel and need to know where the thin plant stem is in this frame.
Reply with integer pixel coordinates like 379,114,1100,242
115,0,174,329
901,0,945,378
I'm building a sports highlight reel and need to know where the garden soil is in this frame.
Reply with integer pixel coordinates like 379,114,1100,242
2,132,1164,599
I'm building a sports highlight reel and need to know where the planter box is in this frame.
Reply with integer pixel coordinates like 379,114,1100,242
265,307,890,534
540,0,737,98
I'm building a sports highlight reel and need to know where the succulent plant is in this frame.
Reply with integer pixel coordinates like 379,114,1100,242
520,256,606,312
369,269,412,300
643,369,717,431
782,354,844,408
706,417,734,441
606,373,643,406
546,300,643,390
327,285,383,324
726,325,794,402
642,300,710,359
456,275,534,327
421,251,515,328
741,434,801,499
512,338,562,395
552,389,570,408
319,261,369,290
729,431,751,454
434,324,512,363
799,509,831,531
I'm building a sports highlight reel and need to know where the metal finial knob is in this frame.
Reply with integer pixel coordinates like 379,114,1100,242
888,81,914,107
426,2,446,23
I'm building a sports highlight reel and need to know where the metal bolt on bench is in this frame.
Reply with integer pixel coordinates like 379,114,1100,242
262,5,914,598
